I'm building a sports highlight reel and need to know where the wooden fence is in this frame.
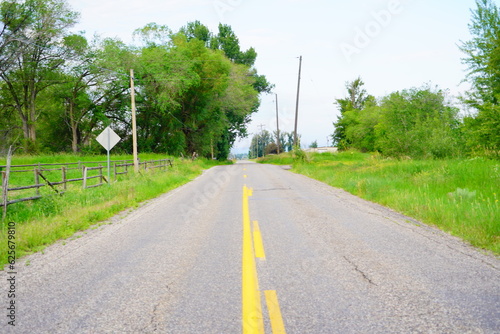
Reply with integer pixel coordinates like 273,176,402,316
1,158,173,216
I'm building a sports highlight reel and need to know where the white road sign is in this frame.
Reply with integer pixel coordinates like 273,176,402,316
96,127,121,151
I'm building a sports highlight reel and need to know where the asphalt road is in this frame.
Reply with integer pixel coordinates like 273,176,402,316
1,161,499,333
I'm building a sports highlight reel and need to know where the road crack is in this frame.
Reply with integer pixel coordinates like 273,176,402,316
343,256,377,286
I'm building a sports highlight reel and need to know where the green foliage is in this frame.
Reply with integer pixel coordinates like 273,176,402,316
332,1,500,160
333,80,461,159
461,101,500,158
261,152,500,255
248,130,273,158
0,0,79,152
293,147,309,162
0,8,271,160
459,0,500,156
460,0,500,104
264,142,279,155
376,87,461,158
333,77,374,148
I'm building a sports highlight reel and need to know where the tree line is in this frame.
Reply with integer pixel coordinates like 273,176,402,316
0,0,272,159
333,0,499,159
248,130,302,158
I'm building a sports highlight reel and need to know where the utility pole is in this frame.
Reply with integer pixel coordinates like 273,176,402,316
210,138,214,160
130,69,139,173
275,93,281,154
293,56,302,148
258,123,265,157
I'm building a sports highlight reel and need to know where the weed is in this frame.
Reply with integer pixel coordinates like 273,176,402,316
262,152,500,255
0,155,225,266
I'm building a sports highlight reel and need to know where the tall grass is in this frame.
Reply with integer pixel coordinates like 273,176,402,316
0,154,227,266
259,151,500,255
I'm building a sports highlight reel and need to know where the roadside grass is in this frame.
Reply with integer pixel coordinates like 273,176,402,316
0,154,227,266
259,151,500,255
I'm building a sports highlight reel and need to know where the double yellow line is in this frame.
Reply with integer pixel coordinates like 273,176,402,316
242,184,286,334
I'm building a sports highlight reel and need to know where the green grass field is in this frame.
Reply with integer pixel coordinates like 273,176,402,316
0,153,228,266
259,151,500,255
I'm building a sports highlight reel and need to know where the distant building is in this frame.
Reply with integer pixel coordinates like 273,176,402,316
304,147,338,154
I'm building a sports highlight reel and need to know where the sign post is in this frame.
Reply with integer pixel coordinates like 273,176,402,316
96,127,121,184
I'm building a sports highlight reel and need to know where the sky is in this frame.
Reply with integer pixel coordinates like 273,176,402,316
66,0,484,153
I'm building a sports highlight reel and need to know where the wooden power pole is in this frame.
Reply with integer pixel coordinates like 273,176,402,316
275,93,281,154
293,56,302,148
130,69,139,173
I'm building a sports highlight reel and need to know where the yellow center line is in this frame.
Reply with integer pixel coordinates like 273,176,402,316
264,290,287,334
253,221,266,259
242,185,286,333
242,185,264,334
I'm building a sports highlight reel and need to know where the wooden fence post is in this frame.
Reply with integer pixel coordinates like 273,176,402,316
62,166,67,191
35,168,40,196
2,146,12,220
1,171,7,220
82,166,87,189
98,164,103,185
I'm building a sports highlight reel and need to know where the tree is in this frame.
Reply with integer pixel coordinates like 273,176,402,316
460,0,500,104
284,131,295,152
0,0,78,151
265,142,279,155
249,130,273,158
58,36,132,153
0,0,34,74
459,0,500,156
332,77,373,149
180,20,211,45
342,99,380,152
309,140,318,148
273,130,286,153
376,86,460,158
0,17,271,157
131,22,267,159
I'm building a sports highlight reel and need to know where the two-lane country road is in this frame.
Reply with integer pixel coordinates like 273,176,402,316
2,161,499,333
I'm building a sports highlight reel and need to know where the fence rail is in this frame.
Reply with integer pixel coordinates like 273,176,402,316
1,158,173,215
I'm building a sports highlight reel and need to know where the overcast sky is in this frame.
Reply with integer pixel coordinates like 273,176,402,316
66,0,483,153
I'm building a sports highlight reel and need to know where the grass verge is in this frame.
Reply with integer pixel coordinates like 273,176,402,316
0,154,228,266
259,151,500,255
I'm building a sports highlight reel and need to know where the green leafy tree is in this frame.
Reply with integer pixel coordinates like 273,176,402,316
249,130,273,158
132,23,268,159
0,0,34,74
333,77,373,149
376,86,460,158
459,0,500,156
0,0,78,152
180,20,211,45
265,142,279,155
273,130,286,153
0,16,271,157
284,131,295,152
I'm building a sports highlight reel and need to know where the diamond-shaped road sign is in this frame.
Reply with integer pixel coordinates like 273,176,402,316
96,126,121,151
